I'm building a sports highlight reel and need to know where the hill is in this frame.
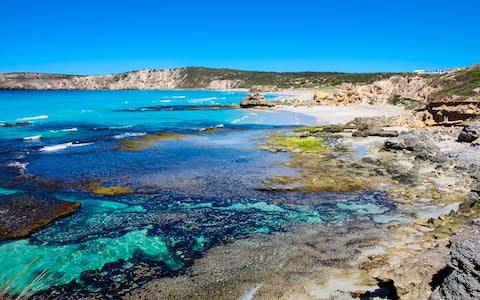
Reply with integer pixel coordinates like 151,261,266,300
0,67,399,90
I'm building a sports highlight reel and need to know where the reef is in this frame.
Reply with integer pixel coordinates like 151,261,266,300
118,133,188,152
0,193,80,240
87,183,134,196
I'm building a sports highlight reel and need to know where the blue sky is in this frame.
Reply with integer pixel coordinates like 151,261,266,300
0,0,479,74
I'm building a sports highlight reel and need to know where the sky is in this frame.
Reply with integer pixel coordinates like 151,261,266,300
0,0,479,74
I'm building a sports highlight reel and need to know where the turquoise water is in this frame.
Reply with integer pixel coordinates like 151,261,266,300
0,90,402,297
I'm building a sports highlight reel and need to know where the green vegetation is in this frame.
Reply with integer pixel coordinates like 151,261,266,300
387,95,402,105
387,95,419,110
270,135,328,152
432,66,480,98
180,67,399,89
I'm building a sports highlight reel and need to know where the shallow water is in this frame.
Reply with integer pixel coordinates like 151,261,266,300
0,90,403,296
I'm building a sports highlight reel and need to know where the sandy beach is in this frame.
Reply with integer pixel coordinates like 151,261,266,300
268,89,409,125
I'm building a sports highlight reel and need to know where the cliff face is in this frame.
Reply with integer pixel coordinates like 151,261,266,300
0,69,189,90
0,67,396,90
314,65,480,126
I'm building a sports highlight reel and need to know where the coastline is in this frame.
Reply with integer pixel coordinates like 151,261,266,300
1,86,478,299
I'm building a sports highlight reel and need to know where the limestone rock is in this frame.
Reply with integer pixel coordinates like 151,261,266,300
417,95,480,127
429,238,480,300
384,132,441,154
240,93,275,108
313,90,330,102
249,85,280,93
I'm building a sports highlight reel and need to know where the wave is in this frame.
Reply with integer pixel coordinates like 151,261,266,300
232,115,249,124
23,135,42,141
153,100,171,103
109,125,133,129
197,124,225,132
172,96,186,99
49,128,78,133
188,97,217,103
40,142,93,152
113,132,146,139
16,115,48,121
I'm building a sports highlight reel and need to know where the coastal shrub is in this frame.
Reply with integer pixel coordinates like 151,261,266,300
388,95,402,105
432,68,480,98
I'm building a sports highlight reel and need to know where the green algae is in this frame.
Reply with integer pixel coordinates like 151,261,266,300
87,183,134,196
292,126,323,134
304,174,371,192
0,228,179,293
270,135,328,152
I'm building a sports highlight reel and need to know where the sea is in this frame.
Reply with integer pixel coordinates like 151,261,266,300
0,90,400,296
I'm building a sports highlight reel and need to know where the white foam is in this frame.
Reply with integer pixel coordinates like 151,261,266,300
188,97,217,103
216,124,224,128
16,115,48,121
232,115,248,124
153,99,171,103
113,132,146,139
40,142,93,152
23,135,42,141
7,161,29,173
49,128,78,133
108,125,134,129
172,96,186,99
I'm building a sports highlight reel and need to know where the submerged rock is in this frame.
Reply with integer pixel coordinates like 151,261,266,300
0,193,80,240
240,93,275,108
0,121,32,128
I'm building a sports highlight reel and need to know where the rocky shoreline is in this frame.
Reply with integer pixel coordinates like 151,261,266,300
250,108,480,298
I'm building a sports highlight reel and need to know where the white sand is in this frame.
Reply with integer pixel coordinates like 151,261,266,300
277,104,408,125
266,89,408,125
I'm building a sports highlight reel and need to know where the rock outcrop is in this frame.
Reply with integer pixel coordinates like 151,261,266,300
429,238,480,300
458,120,480,143
313,90,330,102
0,193,80,240
416,96,480,127
240,93,275,108
249,85,280,93
321,75,433,106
